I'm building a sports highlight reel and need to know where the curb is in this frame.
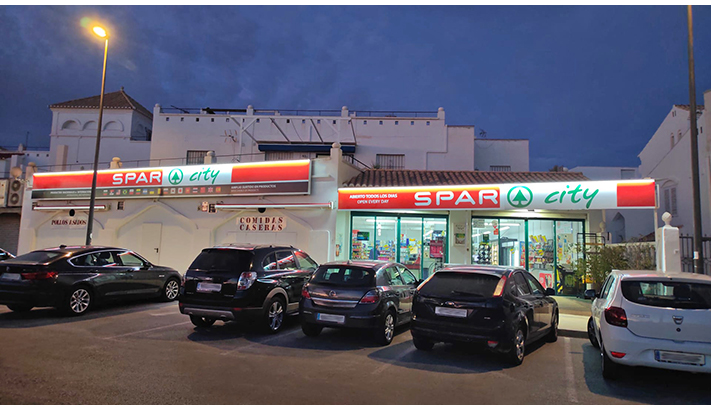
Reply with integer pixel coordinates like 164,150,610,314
559,329,587,339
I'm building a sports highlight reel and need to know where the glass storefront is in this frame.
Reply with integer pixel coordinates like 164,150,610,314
472,217,584,294
350,213,447,279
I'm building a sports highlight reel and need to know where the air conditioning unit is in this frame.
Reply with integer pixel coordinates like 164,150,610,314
7,179,24,207
0,180,8,207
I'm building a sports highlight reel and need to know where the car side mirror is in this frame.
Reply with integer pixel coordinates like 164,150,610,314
584,289,597,299
545,288,555,296
141,262,152,270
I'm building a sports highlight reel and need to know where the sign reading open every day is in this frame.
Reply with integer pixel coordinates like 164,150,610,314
338,180,656,211
31,160,311,200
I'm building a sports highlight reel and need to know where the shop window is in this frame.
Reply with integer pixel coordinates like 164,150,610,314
527,219,555,289
472,218,499,265
375,154,405,170
186,150,208,165
490,165,511,172
555,220,584,295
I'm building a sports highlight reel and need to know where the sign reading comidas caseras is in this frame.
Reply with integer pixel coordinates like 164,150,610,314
338,180,656,211
32,160,311,200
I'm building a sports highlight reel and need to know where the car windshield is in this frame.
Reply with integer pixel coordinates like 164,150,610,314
310,266,375,287
419,271,500,299
621,280,711,309
188,249,253,272
8,251,65,264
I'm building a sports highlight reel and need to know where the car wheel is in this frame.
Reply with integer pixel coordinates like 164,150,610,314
601,341,620,380
161,278,180,302
374,310,396,346
587,317,600,348
190,315,216,328
301,322,323,337
7,304,33,313
507,327,526,366
264,296,286,333
63,286,92,316
546,310,559,343
412,335,435,351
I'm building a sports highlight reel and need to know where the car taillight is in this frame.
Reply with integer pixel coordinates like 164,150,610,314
610,351,626,358
21,271,58,280
301,286,311,299
237,272,258,290
359,289,380,304
604,306,628,327
492,275,507,297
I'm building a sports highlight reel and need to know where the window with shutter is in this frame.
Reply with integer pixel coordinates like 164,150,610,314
664,189,671,214
670,187,677,216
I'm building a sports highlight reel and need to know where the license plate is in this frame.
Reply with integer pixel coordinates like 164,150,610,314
196,282,222,293
0,273,21,281
435,306,468,318
655,350,705,366
317,313,345,324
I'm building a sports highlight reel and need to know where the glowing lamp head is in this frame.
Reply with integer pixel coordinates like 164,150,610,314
92,26,108,38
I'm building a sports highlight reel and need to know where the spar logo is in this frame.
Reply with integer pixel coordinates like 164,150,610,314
168,168,184,185
507,186,533,208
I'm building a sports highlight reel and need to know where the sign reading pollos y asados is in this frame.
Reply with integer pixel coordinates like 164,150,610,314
338,180,655,211
31,160,311,200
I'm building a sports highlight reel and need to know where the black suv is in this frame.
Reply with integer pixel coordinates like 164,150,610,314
411,265,558,365
179,244,318,333
300,260,420,345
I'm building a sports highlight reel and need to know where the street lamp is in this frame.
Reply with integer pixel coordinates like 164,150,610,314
85,24,109,246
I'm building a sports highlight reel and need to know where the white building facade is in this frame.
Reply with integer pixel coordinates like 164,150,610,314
638,90,711,237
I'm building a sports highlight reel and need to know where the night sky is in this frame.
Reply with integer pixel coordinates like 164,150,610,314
1,5,710,171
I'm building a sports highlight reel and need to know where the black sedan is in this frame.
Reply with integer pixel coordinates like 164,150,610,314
0,245,182,315
300,260,420,345
411,265,558,365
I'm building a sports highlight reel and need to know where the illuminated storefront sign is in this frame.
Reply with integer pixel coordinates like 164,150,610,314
338,180,655,211
31,160,311,200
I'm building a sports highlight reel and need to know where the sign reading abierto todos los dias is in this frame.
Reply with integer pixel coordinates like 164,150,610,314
31,160,311,200
338,180,656,211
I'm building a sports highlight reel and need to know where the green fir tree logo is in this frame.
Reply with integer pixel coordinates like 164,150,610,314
506,186,533,208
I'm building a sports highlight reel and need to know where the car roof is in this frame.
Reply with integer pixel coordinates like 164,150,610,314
209,244,296,251
612,269,711,283
437,264,516,277
39,245,127,254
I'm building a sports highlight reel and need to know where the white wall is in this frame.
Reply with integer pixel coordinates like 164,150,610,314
49,108,152,171
474,139,529,172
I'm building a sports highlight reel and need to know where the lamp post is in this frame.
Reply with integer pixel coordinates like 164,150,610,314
685,6,704,274
85,25,109,246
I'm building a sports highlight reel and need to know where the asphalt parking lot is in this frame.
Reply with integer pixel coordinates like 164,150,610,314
1,300,709,405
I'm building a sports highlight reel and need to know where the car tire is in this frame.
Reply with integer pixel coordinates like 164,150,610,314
507,326,526,366
7,304,33,313
264,295,286,334
546,310,559,343
601,341,620,380
161,278,180,302
587,317,600,348
412,335,435,351
190,315,216,328
63,285,93,316
301,322,323,337
374,310,396,346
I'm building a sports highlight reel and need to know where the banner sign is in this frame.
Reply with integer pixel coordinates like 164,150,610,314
31,160,311,200
237,216,286,232
338,180,655,211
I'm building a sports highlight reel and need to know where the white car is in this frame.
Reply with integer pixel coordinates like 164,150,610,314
586,270,711,379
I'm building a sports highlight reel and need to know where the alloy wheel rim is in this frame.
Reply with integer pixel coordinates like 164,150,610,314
166,280,179,300
385,314,394,341
70,289,90,313
515,330,525,361
269,301,284,330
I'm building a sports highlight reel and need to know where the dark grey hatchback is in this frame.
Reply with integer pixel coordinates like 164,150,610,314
299,260,420,345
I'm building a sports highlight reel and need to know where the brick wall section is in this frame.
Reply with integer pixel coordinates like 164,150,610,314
0,213,20,254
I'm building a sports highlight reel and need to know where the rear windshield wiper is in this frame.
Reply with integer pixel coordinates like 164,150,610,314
451,290,484,297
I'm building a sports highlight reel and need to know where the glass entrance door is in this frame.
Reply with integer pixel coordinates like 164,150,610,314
400,217,423,276
423,218,447,279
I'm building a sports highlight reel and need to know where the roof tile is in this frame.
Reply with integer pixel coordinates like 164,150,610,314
49,88,153,119
343,169,589,187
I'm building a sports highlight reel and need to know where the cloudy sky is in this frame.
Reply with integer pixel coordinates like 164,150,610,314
1,5,710,170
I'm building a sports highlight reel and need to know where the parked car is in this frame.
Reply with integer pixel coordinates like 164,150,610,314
0,245,182,315
587,270,711,380
410,265,558,365
179,244,318,333
300,260,420,345
0,248,15,261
